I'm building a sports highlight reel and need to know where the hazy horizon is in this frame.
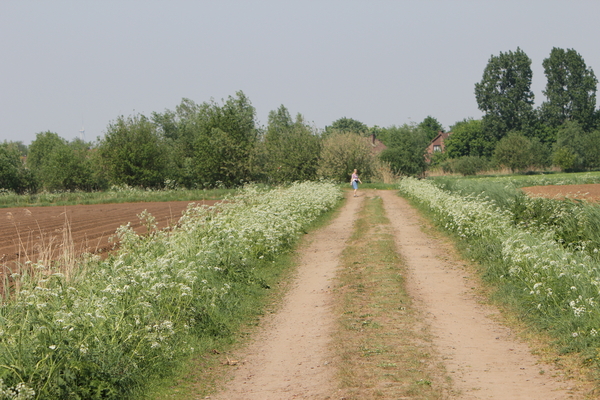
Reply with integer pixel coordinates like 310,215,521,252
2,1,600,145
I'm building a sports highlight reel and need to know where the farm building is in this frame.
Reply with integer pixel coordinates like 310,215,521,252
426,131,452,160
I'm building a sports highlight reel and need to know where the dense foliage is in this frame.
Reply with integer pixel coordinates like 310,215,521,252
475,47,536,144
438,46,600,175
258,105,321,184
378,124,429,177
6,46,600,194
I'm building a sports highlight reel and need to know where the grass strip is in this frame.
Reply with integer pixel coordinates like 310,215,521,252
332,193,450,399
0,187,236,208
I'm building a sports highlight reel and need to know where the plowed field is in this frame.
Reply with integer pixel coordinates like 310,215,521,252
0,200,217,271
522,183,600,202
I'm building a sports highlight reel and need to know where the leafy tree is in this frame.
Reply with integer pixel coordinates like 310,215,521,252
493,131,534,172
378,124,428,177
529,136,553,169
0,142,34,193
42,139,102,191
190,91,258,187
27,132,102,191
154,92,258,188
152,99,199,188
27,131,67,189
554,121,600,170
318,132,375,182
324,117,368,137
260,105,321,184
475,48,535,140
27,131,65,172
99,114,168,188
418,116,444,142
444,119,491,158
554,120,585,170
553,146,577,171
266,104,293,134
580,129,600,169
540,47,598,130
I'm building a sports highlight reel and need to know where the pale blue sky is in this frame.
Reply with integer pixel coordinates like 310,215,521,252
2,1,599,145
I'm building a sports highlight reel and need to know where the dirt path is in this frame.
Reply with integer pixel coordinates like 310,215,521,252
211,192,363,399
380,190,582,399
210,190,586,399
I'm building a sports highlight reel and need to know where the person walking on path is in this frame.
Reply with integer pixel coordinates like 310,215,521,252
351,169,362,197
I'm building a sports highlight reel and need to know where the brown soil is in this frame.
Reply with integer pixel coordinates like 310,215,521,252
0,200,217,270
522,183,600,202
209,190,590,399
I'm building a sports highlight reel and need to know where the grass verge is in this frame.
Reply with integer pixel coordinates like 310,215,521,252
332,193,450,399
0,187,235,208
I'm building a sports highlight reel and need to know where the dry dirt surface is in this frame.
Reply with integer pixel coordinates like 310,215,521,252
211,191,362,400
0,200,217,270
522,183,600,202
380,190,583,399
211,190,587,400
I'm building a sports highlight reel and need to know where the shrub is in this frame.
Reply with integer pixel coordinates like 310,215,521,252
318,133,375,182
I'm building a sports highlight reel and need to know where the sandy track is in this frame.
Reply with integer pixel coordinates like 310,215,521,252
210,190,586,399
380,190,581,399
211,192,362,399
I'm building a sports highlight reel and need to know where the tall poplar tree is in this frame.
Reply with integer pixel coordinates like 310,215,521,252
474,48,535,142
540,47,598,130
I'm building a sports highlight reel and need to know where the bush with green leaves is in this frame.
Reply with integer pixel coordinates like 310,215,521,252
258,105,321,184
28,132,105,192
440,156,490,176
0,181,341,399
318,132,375,182
0,143,34,194
493,132,534,172
378,124,428,177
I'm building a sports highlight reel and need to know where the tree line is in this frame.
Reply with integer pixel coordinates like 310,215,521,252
0,91,439,193
438,46,600,175
2,46,599,192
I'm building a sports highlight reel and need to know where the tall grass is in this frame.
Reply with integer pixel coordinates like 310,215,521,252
399,177,600,373
0,182,342,399
431,175,600,257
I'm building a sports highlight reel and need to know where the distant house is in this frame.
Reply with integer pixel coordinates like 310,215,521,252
367,133,387,155
426,131,452,161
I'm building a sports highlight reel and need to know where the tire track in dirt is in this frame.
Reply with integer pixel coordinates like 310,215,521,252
209,190,590,399
380,190,584,399
211,192,363,400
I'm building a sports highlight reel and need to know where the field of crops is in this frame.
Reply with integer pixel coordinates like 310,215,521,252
0,182,342,399
399,173,600,371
